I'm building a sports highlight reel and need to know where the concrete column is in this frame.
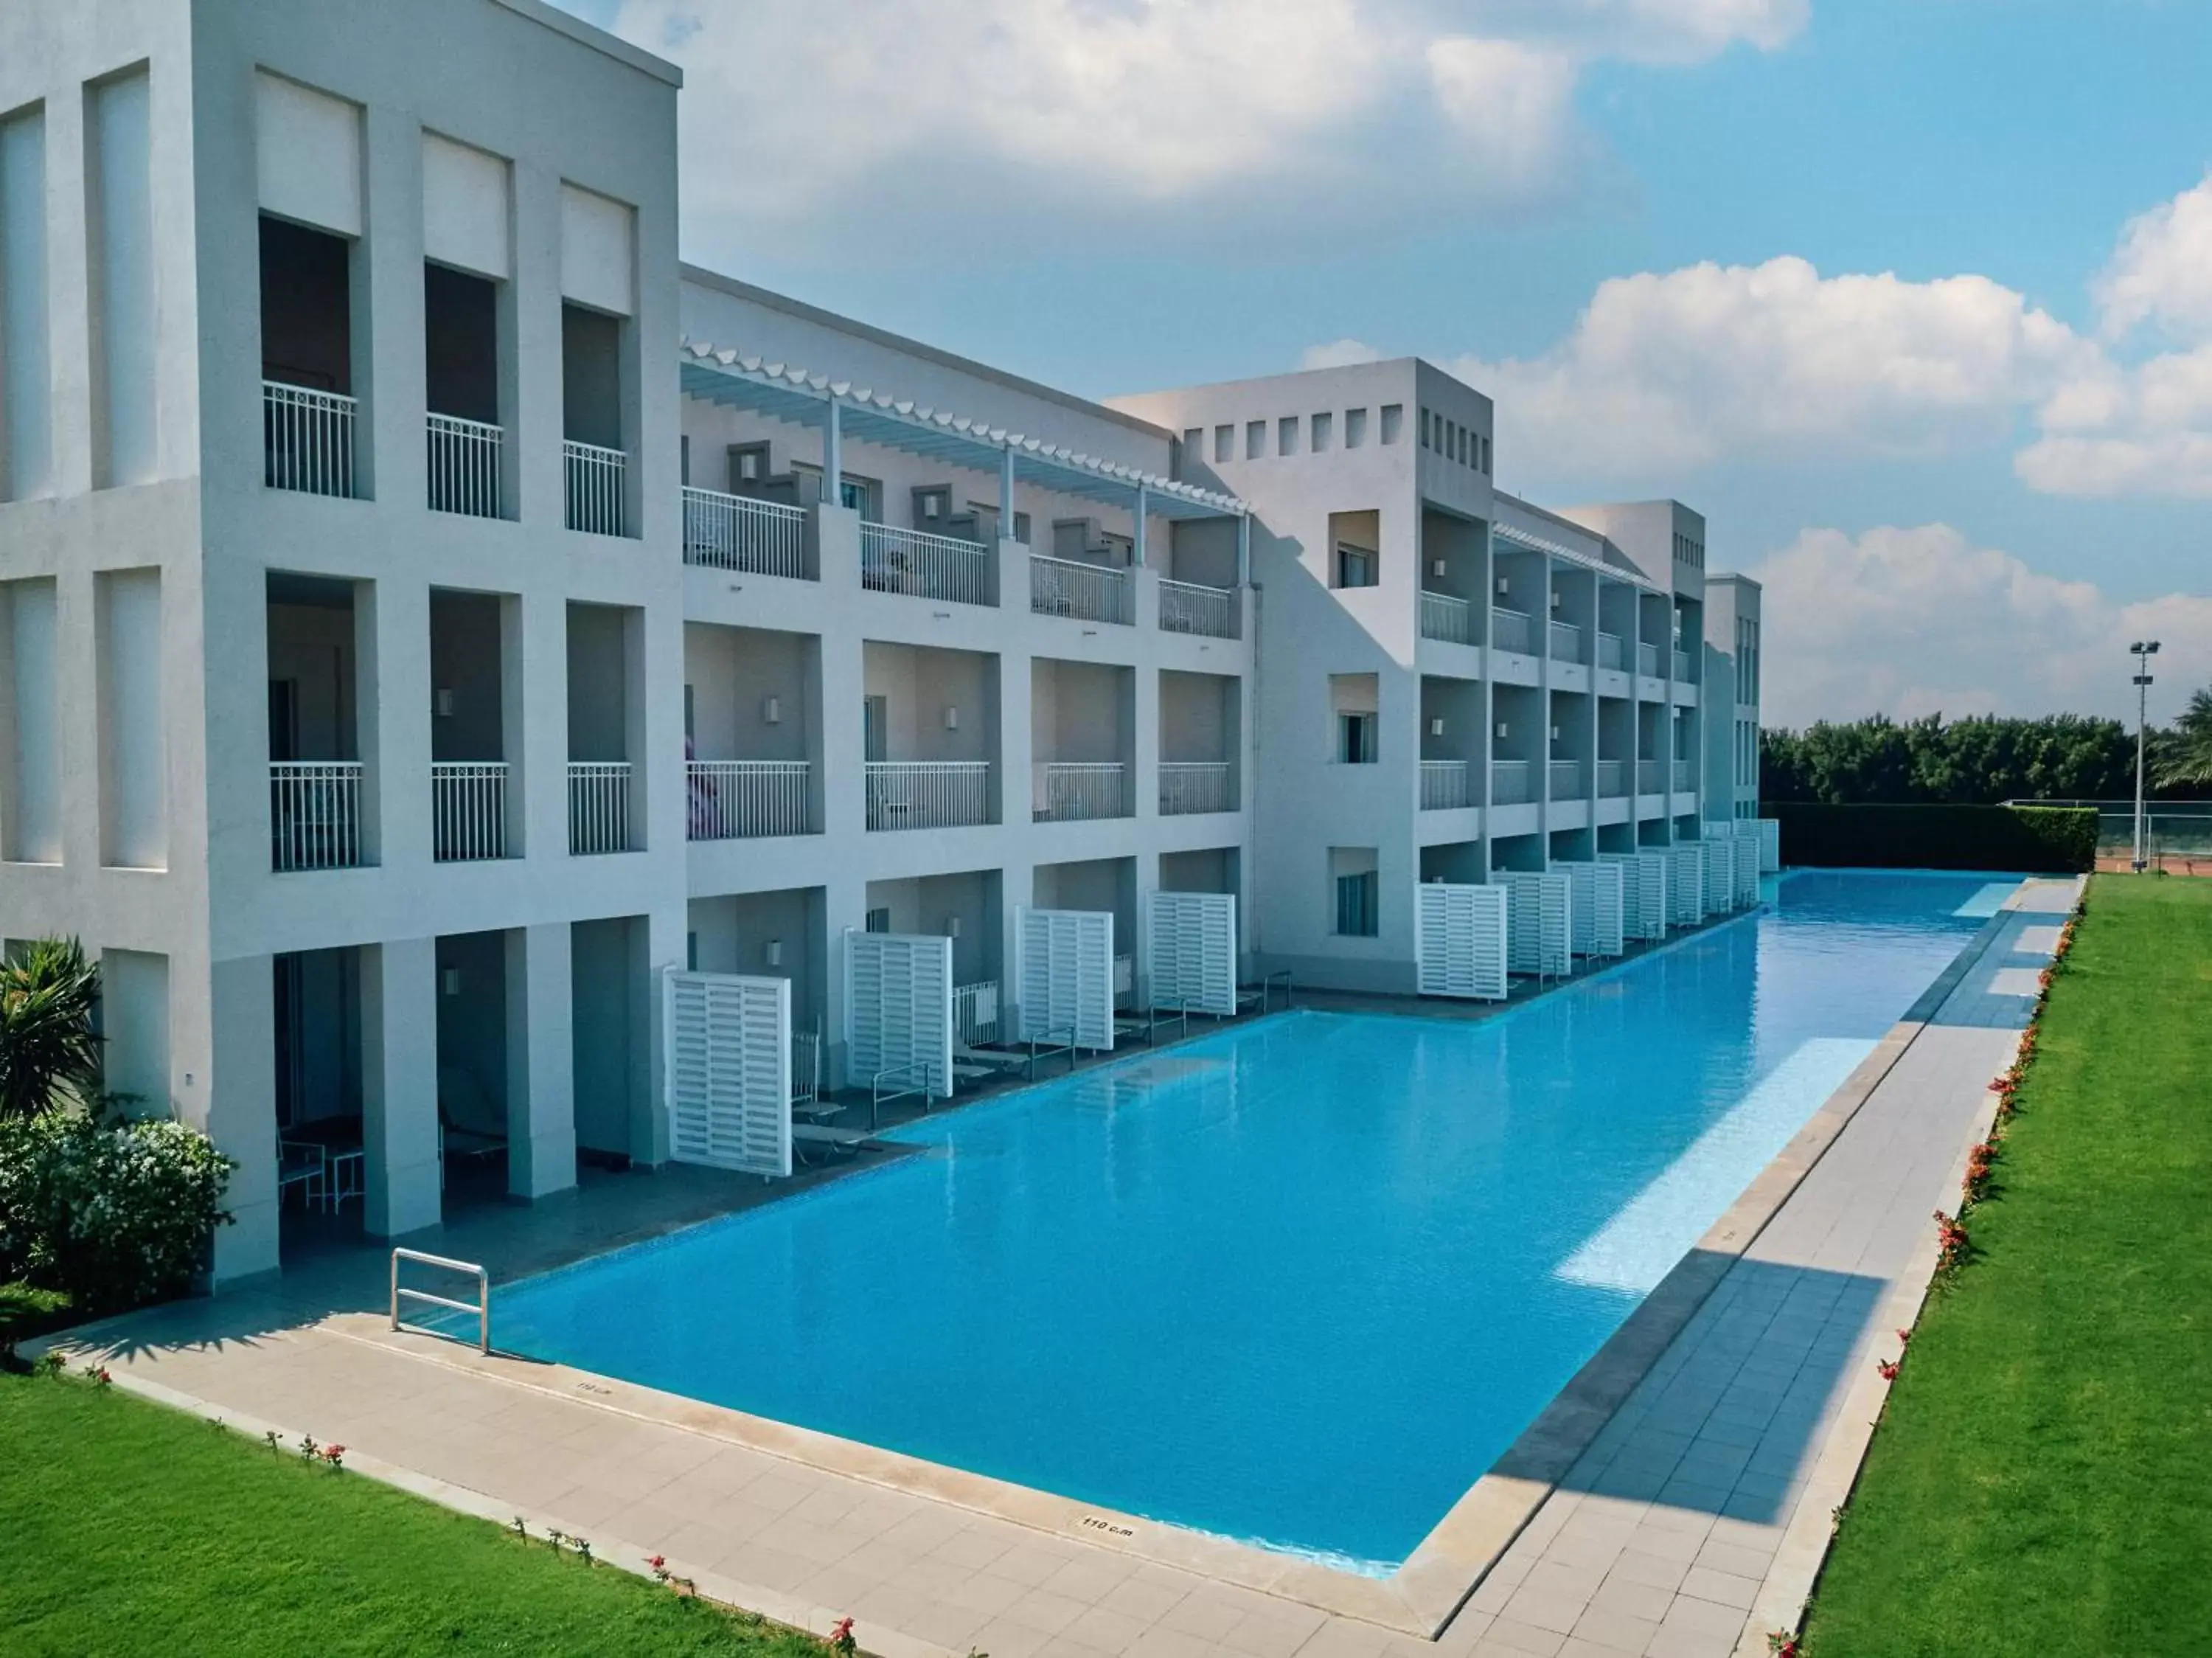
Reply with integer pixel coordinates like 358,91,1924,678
1131,485,1147,569
369,579,433,870
520,592,568,861
821,869,870,1090
504,923,574,1200
512,162,566,529
361,936,441,1238
362,104,428,510
633,906,685,1168
1132,633,1160,822
999,445,1017,541
822,394,842,501
997,854,1035,1041
997,537,1027,622
998,633,1032,835
207,953,280,1282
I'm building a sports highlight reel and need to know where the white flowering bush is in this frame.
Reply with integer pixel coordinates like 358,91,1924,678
0,1111,232,1314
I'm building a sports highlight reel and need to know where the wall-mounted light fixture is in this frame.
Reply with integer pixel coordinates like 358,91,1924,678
944,705,960,731
762,696,782,725
1495,576,1509,597
944,915,961,938
442,968,462,997
1429,718,1446,738
1550,724,1562,742
1431,559,1447,579
1550,590,1562,609
763,938,783,968
434,688,455,718
1495,721,1509,739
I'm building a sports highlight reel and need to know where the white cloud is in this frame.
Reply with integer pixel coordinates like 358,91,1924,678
1453,257,2093,482
1746,524,2212,724
1300,338,1386,370
602,0,1807,252
2093,171,2212,341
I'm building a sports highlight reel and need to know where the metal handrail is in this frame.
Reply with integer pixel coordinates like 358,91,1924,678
1026,1024,1078,1081
390,1247,489,1354
871,1061,931,1129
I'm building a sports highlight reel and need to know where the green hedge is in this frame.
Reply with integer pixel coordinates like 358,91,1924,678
1770,802,2097,873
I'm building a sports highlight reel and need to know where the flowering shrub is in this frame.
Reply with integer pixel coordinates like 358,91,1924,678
1877,1358,1899,1381
1934,1210,1971,1274
827,1617,858,1657
0,1111,232,1314
0,1281,69,1370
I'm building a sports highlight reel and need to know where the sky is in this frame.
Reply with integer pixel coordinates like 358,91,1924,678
554,0,2212,728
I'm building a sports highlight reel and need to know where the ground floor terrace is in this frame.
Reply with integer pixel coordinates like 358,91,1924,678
46,875,2076,1658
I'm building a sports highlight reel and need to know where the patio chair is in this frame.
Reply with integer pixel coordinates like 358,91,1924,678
277,1133,326,1210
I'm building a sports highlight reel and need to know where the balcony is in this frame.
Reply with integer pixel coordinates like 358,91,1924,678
563,440,627,536
1492,759,1533,805
1673,759,1694,792
1492,606,1534,655
1596,758,1630,798
270,761,364,872
1638,759,1662,794
1673,649,1694,682
431,761,509,862
688,760,813,839
683,488,813,580
862,523,992,607
263,381,358,499
1420,760,1472,811
1549,758,1584,799
1030,555,1132,625
864,760,990,831
1034,761,1131,822
1549,620,1582,665
568,760,633,854
1596,631,1626,672
426,414,504,518
1159,760,1234,816
1638,641,1661,677
1419,590,1473,645
1159,580,1238,639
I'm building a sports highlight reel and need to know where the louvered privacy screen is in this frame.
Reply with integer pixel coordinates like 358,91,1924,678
1668,844,1706,926
1703,833,1736,914
662,970,792,1178
843,930,954,1100
1559,861,1627,957
1759,816,1781,873
1601,850,1669,941
1494,871,1573,978
1015,906,1117,1052
1415,883,1510,1000
1730,824,1762,907
1147,891,1237,1016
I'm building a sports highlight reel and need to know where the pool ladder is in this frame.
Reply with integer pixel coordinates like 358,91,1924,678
389,1247,490,1354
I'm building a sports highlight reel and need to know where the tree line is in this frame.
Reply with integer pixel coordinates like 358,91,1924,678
1761,692,2212,805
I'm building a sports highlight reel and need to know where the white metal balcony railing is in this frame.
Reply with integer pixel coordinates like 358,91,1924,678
1158,579,1238,639
1673,649,1694,682
431,761,509,862
1159,760,1234,816
861,523,992,607
1420,759,1472,811
865,760,990,831
687,760,812,839
1034,761,1131,822
956,981,1001,1047
1638,640,1662,677
270,761,364,872
563,440,627,536
568,760,633,854
1549,619,1582,665
1639,759,1663,794
1419,590,1473,645
1491,758,1533,806
1491,606,1533,655
1673,759,1695,793
263,381,357,499
1596,758,1630,798
682,488,813,580
426,414,504,518
1550,758,1584,799
1030,555,1133,625
1595,631,1626,672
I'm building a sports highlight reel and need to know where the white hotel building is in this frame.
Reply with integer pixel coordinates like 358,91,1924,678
0,0,1764,1281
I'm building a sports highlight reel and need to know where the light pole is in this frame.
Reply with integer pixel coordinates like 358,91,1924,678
2131,639,2160,873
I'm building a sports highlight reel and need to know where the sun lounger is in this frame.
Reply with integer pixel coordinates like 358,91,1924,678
793,1123,874,1165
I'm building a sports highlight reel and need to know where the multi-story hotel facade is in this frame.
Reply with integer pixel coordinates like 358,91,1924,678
0,0,1763,1280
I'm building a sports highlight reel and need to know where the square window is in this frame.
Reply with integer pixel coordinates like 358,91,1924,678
1183,426,1203,456
1214,424,1234,463
1480,434,1491,473
1380,404,1403,445
1419,408,1432,449
1279,414,1298,455
1311,412,1333,451
1335,870,1379,937
1338,712,1377,763
1334,542,1377,589
1345,408,1368,448
1246,420,1266,459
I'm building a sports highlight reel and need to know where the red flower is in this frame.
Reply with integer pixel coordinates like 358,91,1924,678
1896,1328,1912,1345
1877,1359,1899,1381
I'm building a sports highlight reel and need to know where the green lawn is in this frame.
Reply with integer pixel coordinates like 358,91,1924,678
1802,875,2212,1656
0,1370,832,1657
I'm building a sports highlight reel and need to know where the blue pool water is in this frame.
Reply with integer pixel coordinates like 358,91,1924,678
490,870,2000,1570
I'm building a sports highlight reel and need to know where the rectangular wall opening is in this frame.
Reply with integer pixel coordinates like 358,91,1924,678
425,262,506,517
267,572,367,871
260,215,359,497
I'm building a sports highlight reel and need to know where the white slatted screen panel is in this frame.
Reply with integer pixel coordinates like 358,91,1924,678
1733,834,1761,908
1494,872,1573,978
1703,833,1735,912
1759,816,1781,873
1416,883,1509,1001
843,930,954,1100
1601,850,1669,941
663,970,791,1177
1668,844,1705,926
1015,906,1117,1052
1561,861,1627,957
1147,891,1237,1016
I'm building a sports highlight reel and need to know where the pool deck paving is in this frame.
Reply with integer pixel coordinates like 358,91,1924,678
49,877,2079,1658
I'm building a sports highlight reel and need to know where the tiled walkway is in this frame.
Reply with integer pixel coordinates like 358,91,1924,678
59,881,2076,1658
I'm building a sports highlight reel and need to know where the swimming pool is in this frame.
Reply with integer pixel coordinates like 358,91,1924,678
490,870,2000,1571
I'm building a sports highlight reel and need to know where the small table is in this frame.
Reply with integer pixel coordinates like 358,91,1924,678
321,1148,365,1214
